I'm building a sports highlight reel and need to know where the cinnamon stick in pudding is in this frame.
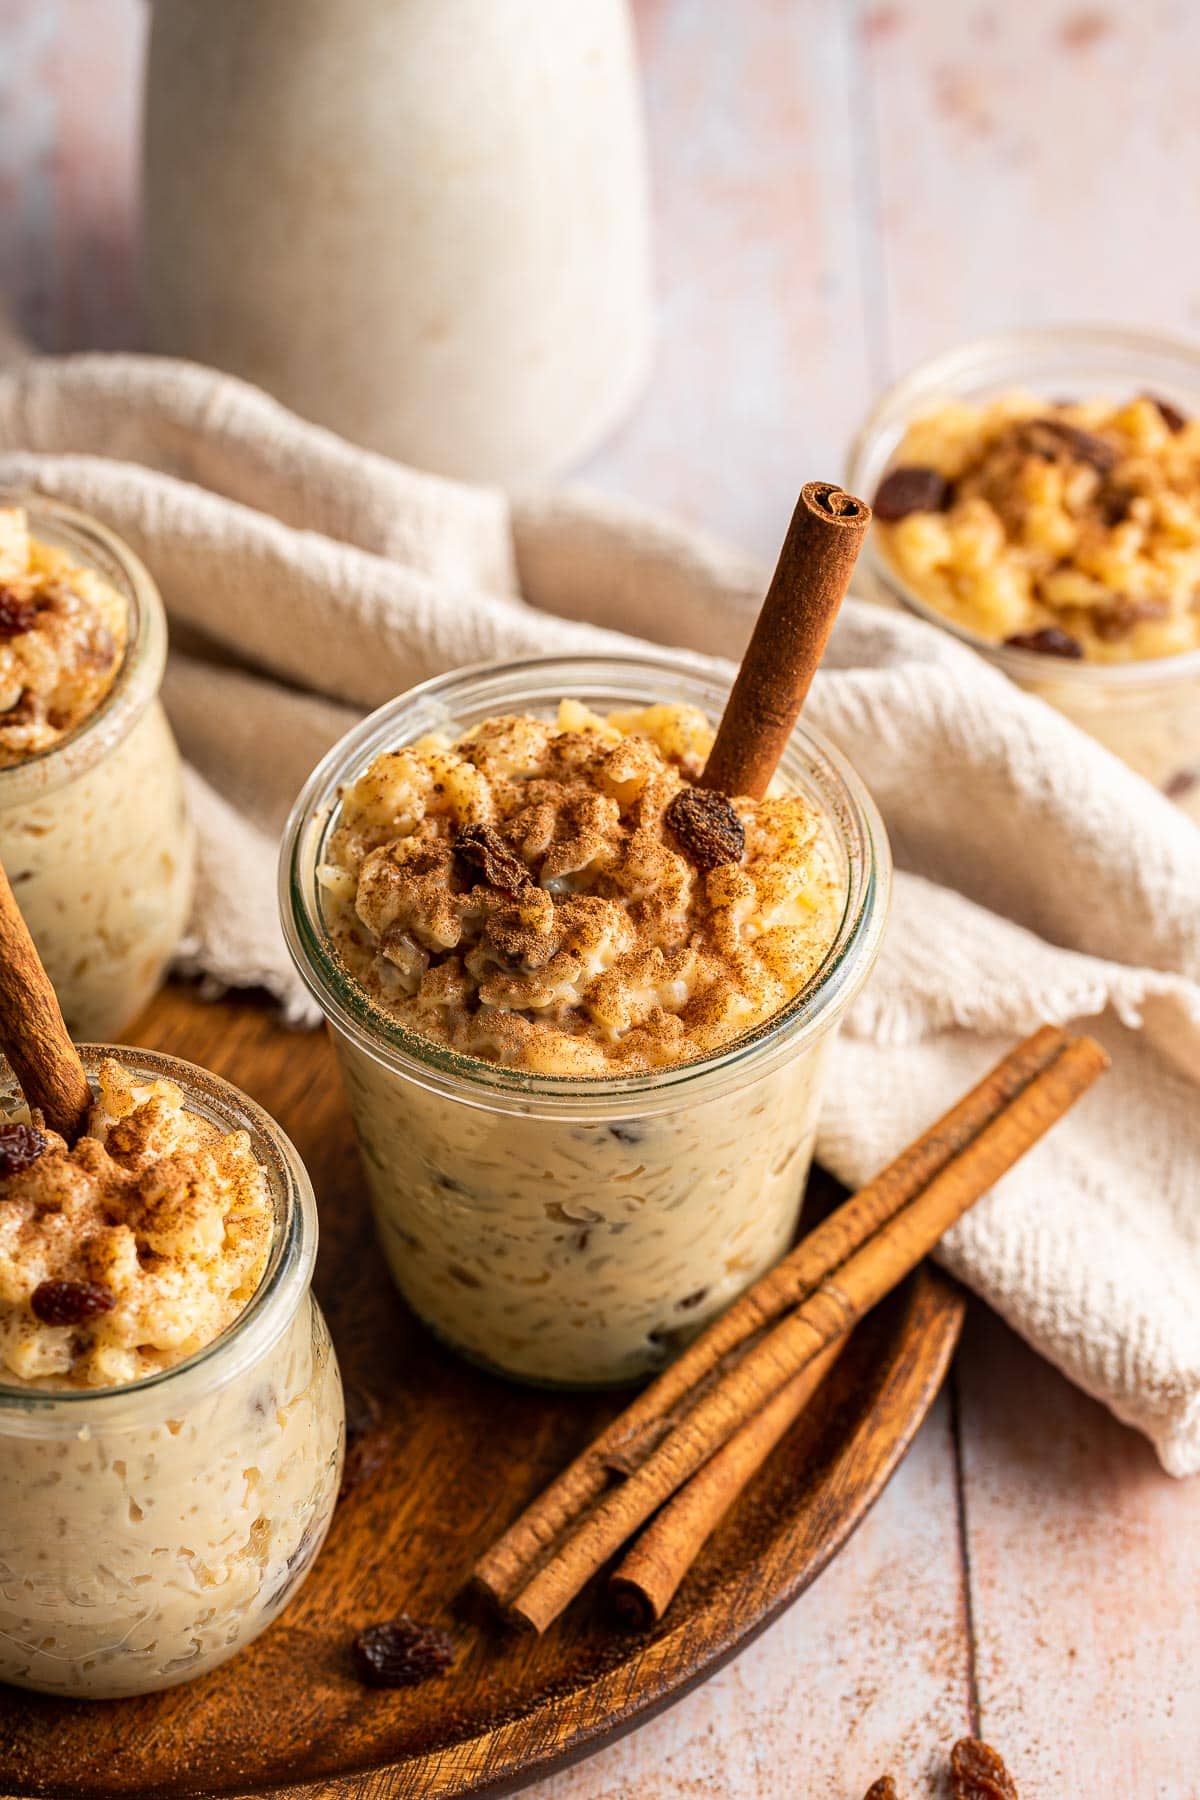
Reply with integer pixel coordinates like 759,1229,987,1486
0,862,90,1143
476,1029,1108,1634
609,1336,846,1629
473,1025,1069,1611
701,481,870,800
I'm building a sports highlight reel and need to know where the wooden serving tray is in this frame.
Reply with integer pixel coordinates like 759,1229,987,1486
0,987,965,1800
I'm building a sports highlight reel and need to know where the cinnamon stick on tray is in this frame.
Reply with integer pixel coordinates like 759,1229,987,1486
701,481,870,799
473,1028,1108,1634
474,1025,1070,1611
609,1336,845,1629
0,861,90,1143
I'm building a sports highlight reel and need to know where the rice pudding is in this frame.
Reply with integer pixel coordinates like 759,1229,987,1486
284,657,889,1387
867,391,1200,815
0,500,194,1039
874,392,1200,661
321,700,844,1073
0,1051,343,1698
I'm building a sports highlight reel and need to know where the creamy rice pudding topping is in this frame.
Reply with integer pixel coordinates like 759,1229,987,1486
0,1059,272,1387
320,701,844,1075
875,392,1200,662
0,505,128,764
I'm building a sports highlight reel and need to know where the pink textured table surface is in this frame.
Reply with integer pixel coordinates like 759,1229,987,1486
2,3,1198,1793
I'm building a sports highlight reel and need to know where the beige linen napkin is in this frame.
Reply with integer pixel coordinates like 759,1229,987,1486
2,352,1199,1474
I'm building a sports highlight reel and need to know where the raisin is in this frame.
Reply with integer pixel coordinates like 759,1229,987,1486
1096,481,1134,527
1092,596,1167,642
1143,391,1188,432
0,589,37,639
351,1616,456,1689
609,1123,644,1146
863,1780,900,1800
1165,768,1199,800
1,691,44,726
873,465,953,521
949,1737,1019,1800
665,787,745,872
338,1385,386,1502
31,1279,116,1326
677,1288,709,1310
453,824,531,893
1002,627,1084,660
0,1123,47,1175
1016,418,1119,473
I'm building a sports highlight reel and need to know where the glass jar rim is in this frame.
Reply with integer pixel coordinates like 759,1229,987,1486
279,649,891,1119
0,492,168,801
0,1046,318,1427
845,323,1200,690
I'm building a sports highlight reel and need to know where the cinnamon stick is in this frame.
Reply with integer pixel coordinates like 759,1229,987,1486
492,1032,1108,1633
609,1337,845,1629
473,1024,1068,1610
701,481,870,799
0,862,90,1143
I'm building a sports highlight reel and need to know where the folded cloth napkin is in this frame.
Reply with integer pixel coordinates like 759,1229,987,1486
1,351,1199,1473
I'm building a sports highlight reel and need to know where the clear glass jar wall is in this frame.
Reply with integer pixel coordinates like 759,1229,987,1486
282,653,890,1386
0,1048,344,1700
0,496,195,1039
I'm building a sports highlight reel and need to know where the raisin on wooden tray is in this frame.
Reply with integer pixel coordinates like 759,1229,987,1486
352,1616,456,1689
30,1280,116,1326
665,787,745,871
0,1123,47,1175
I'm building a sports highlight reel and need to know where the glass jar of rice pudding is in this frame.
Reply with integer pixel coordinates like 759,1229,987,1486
281,652,889,1388
847,326,1200,823
0,1047,344,1699
0,495,194,1039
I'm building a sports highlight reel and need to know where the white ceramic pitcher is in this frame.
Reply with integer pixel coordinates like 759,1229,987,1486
143,0,653,484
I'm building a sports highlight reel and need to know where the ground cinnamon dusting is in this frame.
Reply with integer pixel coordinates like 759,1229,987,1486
320,700,843,1074
0,1058,272,1387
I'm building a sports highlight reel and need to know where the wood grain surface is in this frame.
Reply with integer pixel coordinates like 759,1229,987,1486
0,985,962,1800
2,0,1199,1790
